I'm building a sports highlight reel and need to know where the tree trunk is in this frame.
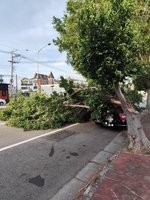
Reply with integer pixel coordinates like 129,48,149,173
147,89,150,113
115,83,150,152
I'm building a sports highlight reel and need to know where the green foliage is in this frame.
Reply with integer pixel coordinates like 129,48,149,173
134,65,150,92
0,77,101,131
133,0,150,93
59,76,88,104
53,0,144,89
123,88,143,111
59,76,110,121
83,88,104,120
52,0,150,122
59,76,75,95
0,93,82,131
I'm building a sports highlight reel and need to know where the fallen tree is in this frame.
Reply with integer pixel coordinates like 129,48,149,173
0,79,93,131
53,0,150,152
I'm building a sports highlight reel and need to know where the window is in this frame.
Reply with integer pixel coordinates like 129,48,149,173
21,87,28,90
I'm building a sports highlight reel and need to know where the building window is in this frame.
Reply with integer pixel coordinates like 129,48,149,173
21,87,28,90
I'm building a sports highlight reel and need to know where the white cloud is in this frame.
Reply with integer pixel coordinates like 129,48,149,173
0,0,84,83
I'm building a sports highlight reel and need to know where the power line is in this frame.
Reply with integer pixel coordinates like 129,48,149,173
17,60,66,64
0,49,20,56
0,74,26,78
0,48,72,74
0,49,12,55
0,74,11,77
0,49,67,67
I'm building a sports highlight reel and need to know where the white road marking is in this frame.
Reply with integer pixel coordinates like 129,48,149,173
0,123,79,153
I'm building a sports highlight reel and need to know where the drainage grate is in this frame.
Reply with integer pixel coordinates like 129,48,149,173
44,130,76,142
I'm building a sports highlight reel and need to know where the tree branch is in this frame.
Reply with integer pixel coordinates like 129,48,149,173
63,104,90,109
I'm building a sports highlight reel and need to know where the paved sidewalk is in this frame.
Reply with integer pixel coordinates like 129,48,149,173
91,115,150,200
91,152,150,200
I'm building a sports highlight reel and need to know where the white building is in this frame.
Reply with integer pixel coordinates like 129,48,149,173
20,72,56,94
41,84,65,96
21,77,37,94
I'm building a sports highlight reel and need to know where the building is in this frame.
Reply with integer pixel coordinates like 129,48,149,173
21,72,57,94
0,83,9,102
41,84,65,96
21,77,37,94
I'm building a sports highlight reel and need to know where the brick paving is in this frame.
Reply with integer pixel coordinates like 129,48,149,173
91,152,150,200
91,115,150,200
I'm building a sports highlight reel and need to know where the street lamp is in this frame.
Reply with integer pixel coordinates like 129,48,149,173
37,43,51,80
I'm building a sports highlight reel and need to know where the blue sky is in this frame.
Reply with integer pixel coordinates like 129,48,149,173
0,0,83,84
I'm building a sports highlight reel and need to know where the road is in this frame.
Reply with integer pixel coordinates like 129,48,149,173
0,121,119,200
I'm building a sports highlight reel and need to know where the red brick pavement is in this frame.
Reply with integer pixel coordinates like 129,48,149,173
92,117,150,200
91,152,150,200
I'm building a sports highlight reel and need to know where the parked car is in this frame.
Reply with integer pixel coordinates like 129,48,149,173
0,98,6,105
95,103,127,128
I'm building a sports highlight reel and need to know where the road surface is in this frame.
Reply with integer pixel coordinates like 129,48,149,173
0,121,119,200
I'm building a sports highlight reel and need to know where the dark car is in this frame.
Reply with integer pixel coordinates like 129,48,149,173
95,103,127,128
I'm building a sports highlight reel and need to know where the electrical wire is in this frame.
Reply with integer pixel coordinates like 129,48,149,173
0,48,71,74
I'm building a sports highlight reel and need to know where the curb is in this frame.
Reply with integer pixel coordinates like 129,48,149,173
50,131,126,200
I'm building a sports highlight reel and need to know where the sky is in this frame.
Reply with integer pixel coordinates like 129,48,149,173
0,0,84,85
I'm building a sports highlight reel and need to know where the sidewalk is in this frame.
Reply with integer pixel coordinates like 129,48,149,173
91,115,150,200
91,152,150,200
50,116,150,200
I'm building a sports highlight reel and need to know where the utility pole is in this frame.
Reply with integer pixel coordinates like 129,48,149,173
9,54,14,98
9,51,21,98
16,74,18,95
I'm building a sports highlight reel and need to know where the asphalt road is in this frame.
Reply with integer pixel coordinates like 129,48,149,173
0,121,118,200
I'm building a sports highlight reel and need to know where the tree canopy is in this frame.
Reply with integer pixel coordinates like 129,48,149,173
53,0,148,89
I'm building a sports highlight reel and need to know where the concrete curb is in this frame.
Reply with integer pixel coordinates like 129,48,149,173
50,132,126,200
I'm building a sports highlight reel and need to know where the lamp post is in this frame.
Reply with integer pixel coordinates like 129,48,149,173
37,43,51,92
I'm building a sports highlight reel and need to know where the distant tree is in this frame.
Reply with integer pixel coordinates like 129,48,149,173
53,0,150,151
